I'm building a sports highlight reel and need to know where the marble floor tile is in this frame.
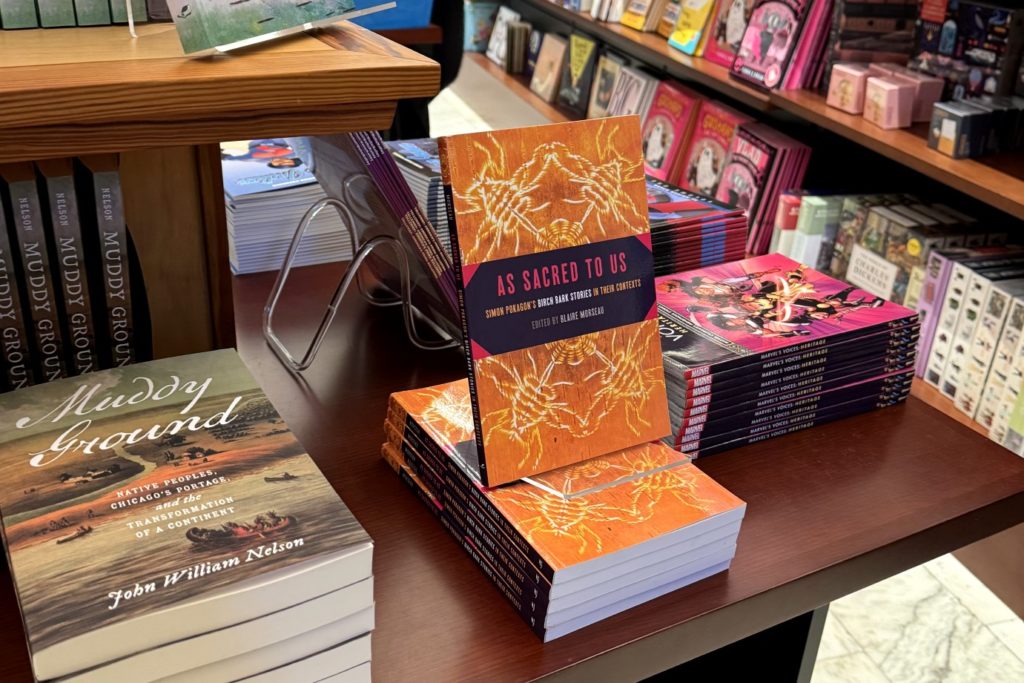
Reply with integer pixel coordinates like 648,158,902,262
990,619,1024,664
818,612,863,660
812,652,890,683
925,554,1019,625
830,565,1024,683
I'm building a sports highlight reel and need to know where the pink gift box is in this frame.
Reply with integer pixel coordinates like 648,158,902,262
864,76,914,129
889,67,946,122
827,63,871,114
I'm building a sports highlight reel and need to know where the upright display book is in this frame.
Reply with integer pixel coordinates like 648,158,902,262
557,33,599,114
487,6,521,68
668,0,716,55
164,0,390,55
731,0,811,89
529,34,569,103
438,119,671,485
703,0,755,67
678,100,751,197
641,81,701,182
0,350,372,680
587,51,625,118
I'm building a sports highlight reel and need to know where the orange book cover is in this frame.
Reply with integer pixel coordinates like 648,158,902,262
438,118,671,486
386,379,745,574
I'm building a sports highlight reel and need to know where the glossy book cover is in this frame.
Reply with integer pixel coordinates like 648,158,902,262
0,350,370,679
730,0,809,89
715,126,775,214
387,379,743,574
678,100,751,197
438,118,670,485
703,0,755,67
656,253,917,357
641,81,700,181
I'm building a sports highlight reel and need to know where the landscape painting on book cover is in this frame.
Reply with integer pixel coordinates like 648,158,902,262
441,118,670,485
0,351,367,653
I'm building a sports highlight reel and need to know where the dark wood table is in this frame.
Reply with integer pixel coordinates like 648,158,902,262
1,262,1022,681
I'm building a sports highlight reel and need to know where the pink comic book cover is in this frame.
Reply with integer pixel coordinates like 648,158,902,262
641,81,701,182
703,0,755,68
655,253,917,353
715,125,775,216
730,0,810,90
676,99,752,197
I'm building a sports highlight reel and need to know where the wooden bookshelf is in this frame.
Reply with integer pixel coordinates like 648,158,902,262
510,0,1024,221
0,22,439,361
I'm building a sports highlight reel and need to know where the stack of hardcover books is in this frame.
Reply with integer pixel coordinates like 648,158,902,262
656,253,919,457
380,118,746,641
0,350,374,682
383,381,746,641
222,139,353,275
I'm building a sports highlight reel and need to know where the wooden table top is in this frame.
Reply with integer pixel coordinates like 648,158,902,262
0,23,439,162
1,262,1022,682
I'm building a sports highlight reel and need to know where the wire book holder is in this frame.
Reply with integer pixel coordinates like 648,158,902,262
263,193,458,375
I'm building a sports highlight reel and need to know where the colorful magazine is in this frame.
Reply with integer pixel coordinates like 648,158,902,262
730,0,810,89
641,81,701,181
677,100,751,197
703,0,755,67
220,139,315,199
438,119,670,485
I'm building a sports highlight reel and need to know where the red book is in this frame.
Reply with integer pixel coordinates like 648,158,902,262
640,81,701,182
675,100,752,198
703,0,755,68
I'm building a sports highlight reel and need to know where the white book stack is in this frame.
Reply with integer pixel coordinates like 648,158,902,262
222,138,353,274
0,350,374,682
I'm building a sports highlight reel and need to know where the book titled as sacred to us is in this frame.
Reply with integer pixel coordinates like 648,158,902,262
0,350,371,680
438,117,671,486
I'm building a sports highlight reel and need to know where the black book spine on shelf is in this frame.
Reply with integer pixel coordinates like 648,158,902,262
676,381,913,451
670,352,917,412
669,327,920,396
387,402,557,584
383,444,549,639
0,163,67,383
0,194,33,391
76,156,134,368
37,159,98,376
675,371,915,439
687,392,912,458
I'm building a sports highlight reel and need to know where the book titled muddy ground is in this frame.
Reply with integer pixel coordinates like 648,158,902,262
438,117,671,486
0,349,370,680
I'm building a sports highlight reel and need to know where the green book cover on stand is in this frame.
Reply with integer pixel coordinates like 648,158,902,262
37,0,75,25
109,0,148,24
75,0,111,24
0,0,38,28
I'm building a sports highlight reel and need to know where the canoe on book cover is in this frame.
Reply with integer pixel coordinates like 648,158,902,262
55,527,93,545
186,514,296,547
264,472,299,483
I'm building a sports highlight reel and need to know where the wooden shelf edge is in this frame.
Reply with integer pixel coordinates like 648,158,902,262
769,90,1024,221
911,378,990,438
376,23,443,46
466,53,573,123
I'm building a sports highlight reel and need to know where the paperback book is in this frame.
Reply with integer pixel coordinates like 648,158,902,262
557,33,599,114
0,350,373,680
586,51,625,119
667,0,716,55
703,0,755,67
438,118,670,485
530,34,569,103
730,0,811,89
677,100,752,197
640,81,701,181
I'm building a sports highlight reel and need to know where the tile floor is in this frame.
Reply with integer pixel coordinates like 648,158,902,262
428,54,1024,683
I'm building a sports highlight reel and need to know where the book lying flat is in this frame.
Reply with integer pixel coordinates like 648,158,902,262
0,349,372,680
438,119,670,485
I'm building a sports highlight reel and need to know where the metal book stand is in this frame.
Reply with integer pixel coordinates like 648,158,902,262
263,174,459,375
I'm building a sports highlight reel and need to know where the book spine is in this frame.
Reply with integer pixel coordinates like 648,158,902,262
383,444,549,638
0,205,33,390
976,298,1024,431
437,137,489,486
91,168,134,368
939,272,995,400
675,377,913,449
675,327,919,393
915,251,957,377
924,262,974,386
387,402,556,583
685,390,911,457
9,177,66,382
43,171,98,376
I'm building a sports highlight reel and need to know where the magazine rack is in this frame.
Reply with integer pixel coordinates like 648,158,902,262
263,194,458,375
